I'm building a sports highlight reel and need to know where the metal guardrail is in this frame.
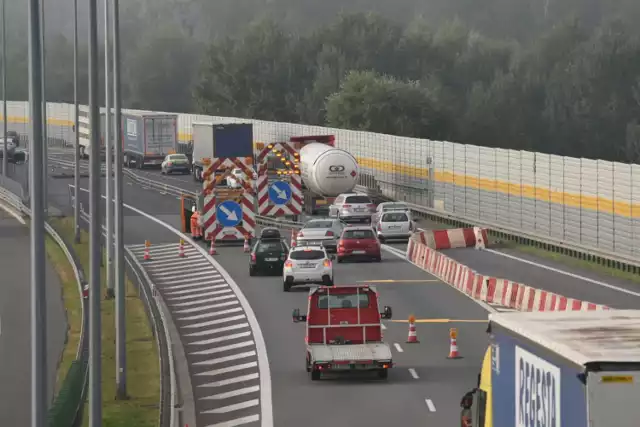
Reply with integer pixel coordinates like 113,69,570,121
0,185,89,425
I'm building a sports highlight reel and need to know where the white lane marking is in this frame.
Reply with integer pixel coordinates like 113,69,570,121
196,361,258,377
381,323,386,330
167,289,232,302
174,299,238,314
76,186,272,427
198,372,259,387
202,399,260,414
381,244,407,259
394,343,404,353
425,399,436,412
191,341,255,356
129,242,182,250
183,314,247,330
208,414,261,427
486,248,640,298
178,307,243,321
188,331,252,346
152,268,219,278
192,350,257,367
0,200,26,224
170,291,234,306
184,323,249,338
157,277,226,287
165,284,229,295
408,368,419,379
143,251,199,261
201,385,260,400
148,260,210,272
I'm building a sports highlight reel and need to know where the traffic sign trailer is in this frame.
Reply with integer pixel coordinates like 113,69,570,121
201,157,256,243
256,142,303,218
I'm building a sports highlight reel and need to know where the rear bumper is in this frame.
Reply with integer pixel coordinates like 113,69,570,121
284,271,332,285
340,213,374,222
165,165,190,173
338,249,381,259
377,231,411,240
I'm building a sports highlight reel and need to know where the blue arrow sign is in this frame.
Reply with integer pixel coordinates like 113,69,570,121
216,200,243,227
268,181,292,205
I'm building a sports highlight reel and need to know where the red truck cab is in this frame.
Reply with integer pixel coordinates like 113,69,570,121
292,285,393,380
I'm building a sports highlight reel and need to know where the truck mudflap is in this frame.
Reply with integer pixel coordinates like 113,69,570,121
309,343,393,367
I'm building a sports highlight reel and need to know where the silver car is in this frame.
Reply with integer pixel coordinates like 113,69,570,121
161,153,190,174
375,210,414,242
329,193,376,223
372,201,410,223
296,218,344,253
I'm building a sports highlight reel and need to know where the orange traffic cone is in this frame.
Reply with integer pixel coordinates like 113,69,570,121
178,239,186,257
243,236,250,253
447,328,462,359
143,240,151,260
406,315,419,343
291,229,298,247
209,239,217,255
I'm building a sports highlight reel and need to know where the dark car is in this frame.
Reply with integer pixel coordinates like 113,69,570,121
259,227,281,240
249,239,289,276
7,131,20,146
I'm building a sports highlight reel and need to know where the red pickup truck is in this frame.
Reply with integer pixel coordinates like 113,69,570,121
292,285,393,380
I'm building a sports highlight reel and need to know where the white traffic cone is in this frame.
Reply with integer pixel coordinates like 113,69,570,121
291,229,298,247
178,239,186,258
406,315,419,343
243,236,250,253
143,240,151,260
209,239,217,255
447,328,462,359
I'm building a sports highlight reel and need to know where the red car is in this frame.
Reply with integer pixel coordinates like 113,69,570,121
337,226,382,263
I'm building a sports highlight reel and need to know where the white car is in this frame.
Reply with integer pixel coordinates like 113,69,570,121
296,218,344,253
375,210,414,242
372,201,410,223
283,246,334,291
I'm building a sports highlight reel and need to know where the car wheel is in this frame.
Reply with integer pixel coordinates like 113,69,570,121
249,266,256,276
377,369,388,380
374,256,382,262
310,370,321,381
283,281,291,292
379,236,386,243
337,257,343,263
161,168,165,175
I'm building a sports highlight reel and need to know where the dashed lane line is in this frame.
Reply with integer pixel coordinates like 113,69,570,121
393,343,404,353
128,243,265,427
425,399,436,412
408,368,419,380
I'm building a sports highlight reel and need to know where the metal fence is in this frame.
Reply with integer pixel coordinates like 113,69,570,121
3,100,639,260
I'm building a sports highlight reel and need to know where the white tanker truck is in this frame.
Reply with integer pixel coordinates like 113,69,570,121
291,135,360,215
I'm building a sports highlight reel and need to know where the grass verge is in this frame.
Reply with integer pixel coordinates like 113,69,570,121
50,217,160,427
45,231,83,394
414,215,640,285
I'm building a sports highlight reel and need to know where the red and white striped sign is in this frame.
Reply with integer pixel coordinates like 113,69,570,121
201,157,256,241
405,237,610,312
414,227,488,249
255,142,303,216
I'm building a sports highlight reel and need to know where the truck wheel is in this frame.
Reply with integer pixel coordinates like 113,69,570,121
310,370,321,381
377,369,388,380
283,281,291,292
249,266,256,277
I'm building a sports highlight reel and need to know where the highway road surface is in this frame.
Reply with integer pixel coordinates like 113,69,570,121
0,209,67,426
42,148,640,425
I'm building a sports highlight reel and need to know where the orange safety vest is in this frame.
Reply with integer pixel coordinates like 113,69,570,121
190,212,201,237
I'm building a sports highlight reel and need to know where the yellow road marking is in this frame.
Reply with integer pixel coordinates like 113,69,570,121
356,279,439,283
391,319,488,324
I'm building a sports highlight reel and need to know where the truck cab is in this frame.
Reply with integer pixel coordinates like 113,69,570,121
292,285,393,381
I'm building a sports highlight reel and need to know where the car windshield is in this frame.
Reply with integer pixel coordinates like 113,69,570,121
383,203,408,211
257,242,284,252
345,195,371,204
382,212,409,222
290,250,325,260
317,293,370,309
342,229,375,239
304,221,333,229
261,229,280,238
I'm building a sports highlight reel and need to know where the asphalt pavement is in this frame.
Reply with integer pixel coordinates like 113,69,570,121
0,211,67,426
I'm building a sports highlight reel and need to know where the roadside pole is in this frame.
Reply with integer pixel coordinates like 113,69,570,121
73,0,80,242
40,0,47,216
104,0,114,299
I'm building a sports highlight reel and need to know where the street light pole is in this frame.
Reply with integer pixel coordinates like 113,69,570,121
1,0,7,178
88,0,103,422
73,0,80,243
40,0,47,216
104,0,114,299
112,0,127,398
28,0,47,423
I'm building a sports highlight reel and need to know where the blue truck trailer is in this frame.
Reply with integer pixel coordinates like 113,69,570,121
462,310,640,427
190,122,253,182
122,112,178,168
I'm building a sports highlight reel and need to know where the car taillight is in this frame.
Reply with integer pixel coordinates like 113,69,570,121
297,231,304,238
325,230,334,237
377,223,382,231
367,204,375,208
343,204,351,208
284,260,293,268
167,162,172,166
250,253,256,262
323,259,331,268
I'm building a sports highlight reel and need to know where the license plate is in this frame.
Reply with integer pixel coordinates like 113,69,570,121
332,364,351,370
265,258,278,261
388,225,401,229
353,250,365,254
300,264,316,269
354,208,364,212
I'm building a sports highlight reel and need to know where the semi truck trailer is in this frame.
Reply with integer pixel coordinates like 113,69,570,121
122,112,178,168
463,310,640,427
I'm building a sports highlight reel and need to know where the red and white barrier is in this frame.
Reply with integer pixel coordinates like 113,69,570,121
406,237,609,312
414,227,489,250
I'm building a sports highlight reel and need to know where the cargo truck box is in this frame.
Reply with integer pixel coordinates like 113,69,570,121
191,122,253,182
487,310,640,427
122,112,178,168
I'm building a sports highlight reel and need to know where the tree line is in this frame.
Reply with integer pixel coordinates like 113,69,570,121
3,9,640,163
